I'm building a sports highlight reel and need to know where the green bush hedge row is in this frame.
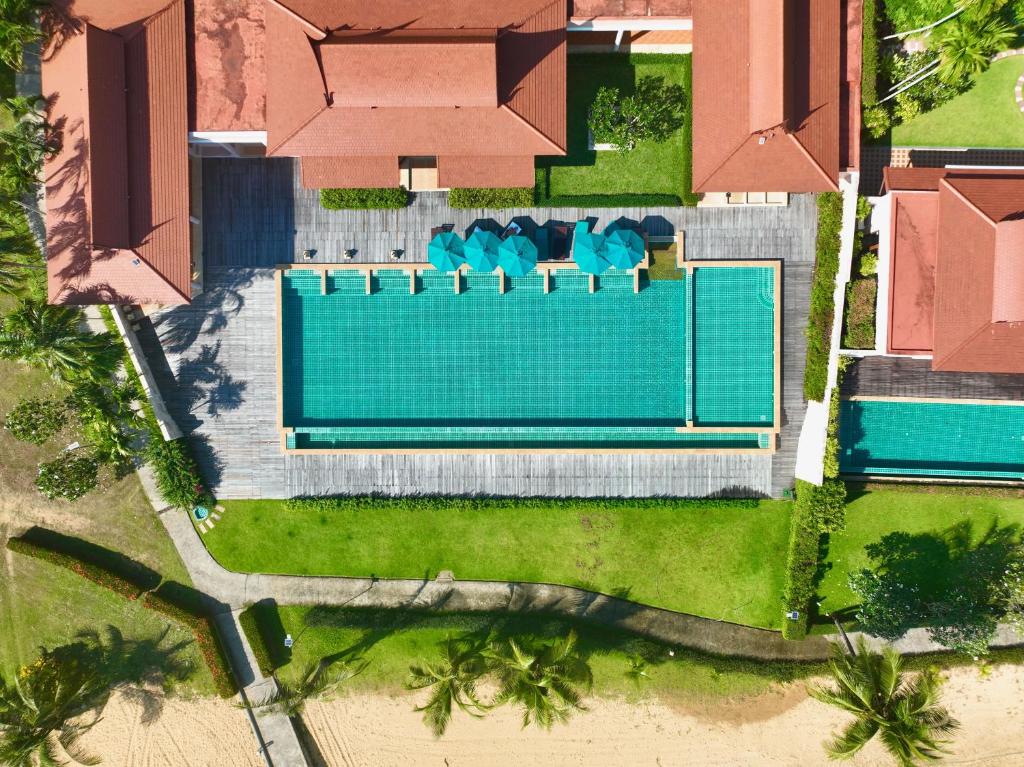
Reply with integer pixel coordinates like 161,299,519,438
862,0,879,106
145,436,205,510
823,356,850,479
143,591,237,698
285,495,760,514
448,187,534,208
320,187,409,210
780,501,821,640
6,537,145,601
238,604,276,678
804,192,844,402
795,478,848,534
536,191,684,208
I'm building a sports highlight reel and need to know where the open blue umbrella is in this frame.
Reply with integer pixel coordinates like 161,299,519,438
605,227,645,269
573,231,611,275
464,229,502,272
498,235,537,277
427,231,465,273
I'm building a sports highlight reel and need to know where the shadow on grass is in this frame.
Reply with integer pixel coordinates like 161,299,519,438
19,526,162,591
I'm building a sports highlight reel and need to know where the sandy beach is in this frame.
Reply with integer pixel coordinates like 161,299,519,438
300,663,1024,767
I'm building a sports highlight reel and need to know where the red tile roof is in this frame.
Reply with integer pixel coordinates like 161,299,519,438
265,0,566,164
884,168,1024,373
44,0,191,305
691,0,840,193
437,156,538,188
887,192,938,355
570,0,692,18
300,157,399,188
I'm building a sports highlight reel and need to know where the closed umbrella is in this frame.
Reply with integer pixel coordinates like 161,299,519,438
605,228,645,269
573,231,611,275
427,231,465,273
464,229,502,272
498,235,538,277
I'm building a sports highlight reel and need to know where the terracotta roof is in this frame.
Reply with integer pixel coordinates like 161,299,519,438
265,0,566,160
300,157,399,188
691,0,840,193
437,156,537,188
885,168,1024,373
44,0,191,305
570,0,692,17
887,192,938,355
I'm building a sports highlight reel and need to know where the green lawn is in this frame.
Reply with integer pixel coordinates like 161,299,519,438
891,57,1024,148
208,498,792,629
816,487,1024,623
536,53,696,205
249,605,815,705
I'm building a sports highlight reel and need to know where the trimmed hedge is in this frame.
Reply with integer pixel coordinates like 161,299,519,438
536,191,683,208
320,187,408,210
448,187,534,208
6,537,144,601
804,192,844,402
143,590,237,698
862,0,879,107
239,604,276,678
795,478,848,535
781,500,821,640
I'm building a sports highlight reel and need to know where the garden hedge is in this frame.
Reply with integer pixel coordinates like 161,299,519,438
862,0,880,107
239,604,276,678
5,537,145,601
781,501,821,640
320,187,408,210
535,191,684,208
448,187,534,208
804,192,844,402
143,590,237,698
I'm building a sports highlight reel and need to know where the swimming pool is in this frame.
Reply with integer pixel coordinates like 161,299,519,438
277,263,778,452
839,398,1024,480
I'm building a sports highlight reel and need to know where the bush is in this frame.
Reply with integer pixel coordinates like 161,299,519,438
35,452,99,501
781,504,821,640
842,278,878,350
320,187,408,210
143,591,237,698
5,537,145,601
145,437,205,509
588,76,687,152
862,0,880,106
4,396,68,444
796,478,848,534
863,103,893,139
859,252,878,277
823,356,850,479
239,604,276,678
804,192,844,402
448,187,534,209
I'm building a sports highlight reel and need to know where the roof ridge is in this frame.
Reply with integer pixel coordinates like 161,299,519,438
940,177,998,228
512,0,565,28
267,102,328,156
121,0,182,41
693,134,750,191
125,247,192,303
266,0,327,39
499,104,564,155
788,133,839,191
933,321,992,370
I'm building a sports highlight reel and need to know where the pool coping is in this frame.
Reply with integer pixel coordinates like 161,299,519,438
274,253,782,455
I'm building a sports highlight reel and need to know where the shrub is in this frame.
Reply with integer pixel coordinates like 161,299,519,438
320,187,408,210
796,478,848,534
5,537,145,600
804,192,844,402
4,396,68,444
781,504,821,640
862,0,880,106
448,187,534,209
863,103,893,139
859,252,878,277
143,591,237,698
35,452,99,501
587,76,687,152
842,278,878,350
823,356,850,479
239,604,276,678
145,436,205,509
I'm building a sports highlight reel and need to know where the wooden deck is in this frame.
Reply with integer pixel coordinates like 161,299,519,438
842,356,1024,401
134,158,819,499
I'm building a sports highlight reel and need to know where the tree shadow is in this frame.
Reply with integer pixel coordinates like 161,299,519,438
18,526,162,592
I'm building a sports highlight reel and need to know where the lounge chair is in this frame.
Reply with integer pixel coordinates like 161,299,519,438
430,224,454,238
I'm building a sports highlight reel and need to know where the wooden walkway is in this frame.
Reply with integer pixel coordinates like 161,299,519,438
842,356,1024,401
135,158,819,499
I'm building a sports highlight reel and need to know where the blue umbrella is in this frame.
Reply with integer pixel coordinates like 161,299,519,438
605,228,645,269
573,231,611,275
464,229,502,272
427,232,465,273
498,235,537,277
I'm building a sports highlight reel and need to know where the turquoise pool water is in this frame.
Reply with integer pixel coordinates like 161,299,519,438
839,399,1024,479
279,266,775,450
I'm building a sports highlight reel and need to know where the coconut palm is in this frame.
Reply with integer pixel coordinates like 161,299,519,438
486,630,592,730
936,14,1016,84
406,635,489,737
0,299,113,382
0,650,106,767
251,658,366,718
809,638,959,766
884,0,1010,39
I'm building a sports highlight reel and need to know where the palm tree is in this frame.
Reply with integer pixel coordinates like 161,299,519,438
0,223,44,295
486,630,592,730
0,299,113,382
624,655,650,688
406,635,489,737
0,649,107,767
936,14,1016,84
0,0,46,71
251,658,366,718
808,638,959,766
884,0,1010,40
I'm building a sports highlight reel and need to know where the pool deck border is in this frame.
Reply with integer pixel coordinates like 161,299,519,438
844,394,1024,407
274,256,782,456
